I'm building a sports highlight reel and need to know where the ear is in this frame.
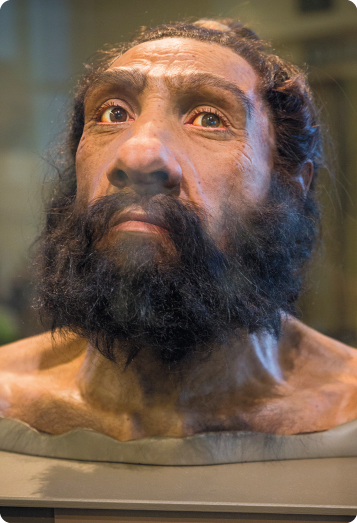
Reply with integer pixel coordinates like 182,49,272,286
294,161,313,196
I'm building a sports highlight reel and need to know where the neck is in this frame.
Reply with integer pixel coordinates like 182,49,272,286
75,329,288,437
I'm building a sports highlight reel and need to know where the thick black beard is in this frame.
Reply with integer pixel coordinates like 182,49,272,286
35,177,319,366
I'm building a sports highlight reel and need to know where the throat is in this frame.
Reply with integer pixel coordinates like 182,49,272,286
74,330,286,438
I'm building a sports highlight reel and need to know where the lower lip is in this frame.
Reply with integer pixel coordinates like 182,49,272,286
113,221,168,234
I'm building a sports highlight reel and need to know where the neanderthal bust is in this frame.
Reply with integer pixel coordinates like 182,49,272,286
1,19,357,464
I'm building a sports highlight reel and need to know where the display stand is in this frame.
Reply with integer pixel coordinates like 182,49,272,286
0,451,356,522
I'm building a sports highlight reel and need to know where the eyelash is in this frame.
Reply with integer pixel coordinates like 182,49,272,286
94,101,129,122
187,106,230,129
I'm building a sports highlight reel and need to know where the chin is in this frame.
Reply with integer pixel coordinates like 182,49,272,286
97,230,178,270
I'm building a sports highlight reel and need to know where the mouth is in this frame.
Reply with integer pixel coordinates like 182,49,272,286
111,210,169,235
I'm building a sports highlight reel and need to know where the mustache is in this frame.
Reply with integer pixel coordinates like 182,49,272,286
36,175,320,366
74,191,211,249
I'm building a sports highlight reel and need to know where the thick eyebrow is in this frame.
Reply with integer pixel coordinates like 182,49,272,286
165,72,254,119
85,68,147,99
85,67,254,118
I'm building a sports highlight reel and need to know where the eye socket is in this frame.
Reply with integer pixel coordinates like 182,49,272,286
191,111,224,129
98,105,130,123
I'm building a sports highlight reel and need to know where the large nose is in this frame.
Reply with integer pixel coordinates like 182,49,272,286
106,122,182,196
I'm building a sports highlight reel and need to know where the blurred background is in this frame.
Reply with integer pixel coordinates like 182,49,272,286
0,0,357,345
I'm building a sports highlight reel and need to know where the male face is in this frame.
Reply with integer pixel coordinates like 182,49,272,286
36,37,317,366
76,38,275,242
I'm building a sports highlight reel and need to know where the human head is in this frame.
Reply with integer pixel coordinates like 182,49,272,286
65,18,322,198
35,19,322,366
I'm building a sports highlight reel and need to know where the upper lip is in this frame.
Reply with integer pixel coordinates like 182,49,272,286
112,210,168,231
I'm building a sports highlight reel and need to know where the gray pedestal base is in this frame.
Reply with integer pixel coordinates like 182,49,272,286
0,451,356,521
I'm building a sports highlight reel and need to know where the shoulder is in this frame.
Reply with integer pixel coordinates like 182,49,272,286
280,317,357,378
0,331,87,373
281,317,357,366
273,317,357,431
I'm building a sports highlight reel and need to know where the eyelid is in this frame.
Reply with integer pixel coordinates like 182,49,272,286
186,106,230,128
94,99,134,123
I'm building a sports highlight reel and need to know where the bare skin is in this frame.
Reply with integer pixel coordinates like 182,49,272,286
1,38,357,441
1,318,357,440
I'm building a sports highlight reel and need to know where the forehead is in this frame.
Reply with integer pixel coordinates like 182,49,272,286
108,37,259,95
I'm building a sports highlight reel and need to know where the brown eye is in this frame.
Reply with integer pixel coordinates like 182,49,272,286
100,106,129,123
192,112,222,128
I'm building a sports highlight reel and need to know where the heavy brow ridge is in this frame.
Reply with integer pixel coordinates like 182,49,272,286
85,67,254,118
85,68,147,100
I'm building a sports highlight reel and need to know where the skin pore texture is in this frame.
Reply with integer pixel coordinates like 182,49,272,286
1,37,357,441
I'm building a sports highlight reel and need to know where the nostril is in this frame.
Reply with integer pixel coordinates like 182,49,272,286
153,171,169,182
107,169,129,189
111,170,128,184
116,170,128,181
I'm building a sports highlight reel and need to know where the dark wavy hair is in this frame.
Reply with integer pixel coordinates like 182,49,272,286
48,18,323,214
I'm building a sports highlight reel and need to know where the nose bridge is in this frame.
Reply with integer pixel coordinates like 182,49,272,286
106,104,182,192
123,117,170,172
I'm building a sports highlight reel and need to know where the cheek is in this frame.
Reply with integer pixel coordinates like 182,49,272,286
204,145,268,214
234,146,271,203
184,142,264,223
237,118,274,203
75,135,109,205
